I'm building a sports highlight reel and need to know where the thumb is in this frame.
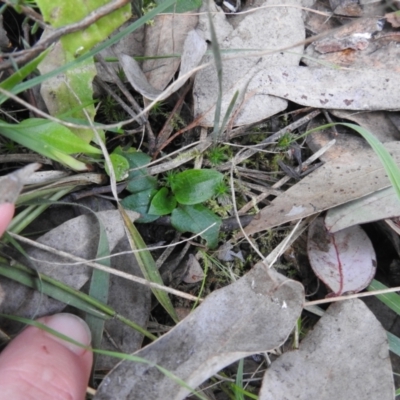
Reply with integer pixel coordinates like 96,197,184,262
0,203,15,236
0,313,93,400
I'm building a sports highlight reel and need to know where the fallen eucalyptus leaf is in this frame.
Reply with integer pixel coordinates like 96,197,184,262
94,264,304,400
304,39,400,73
0,210,143,332
95,22,145,83
247,66,400,111
96,238,151,370
243,141,400,236
193,0,305,127
325,187,400,233
307,217,376,296
259,299,394,400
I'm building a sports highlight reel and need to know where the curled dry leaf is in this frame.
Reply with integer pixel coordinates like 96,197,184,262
119,29,206,101
94,264,304,400
307,217,376,296
0,163,41,204
260,299,394,400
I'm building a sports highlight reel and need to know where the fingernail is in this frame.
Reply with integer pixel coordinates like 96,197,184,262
41,313,92,356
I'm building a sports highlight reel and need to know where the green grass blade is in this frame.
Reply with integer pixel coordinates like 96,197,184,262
0,257,109,319
368,279,400,315
0,49,49,104
85,214,111,374
339,123,400,202
119,205,179,323
219,90,239,137
207,8,223,142
230,384,258,400
8,188,73,234
387,331,400,358
235,358,244,400
0,255,156,340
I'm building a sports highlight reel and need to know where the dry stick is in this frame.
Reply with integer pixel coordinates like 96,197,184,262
194,127,208,169
183,4,332,18
11,234,396,306
95,54,146,124
8,232,202,303
0,0,131,70
305,287,400,307
0,86,109,131
95,55,156,151
148,140,212,175
0,29,327,133
237,139,336,215
0,154,51,165
155,232,182,269
152,113,210,159
94,75,141,123
229,148,265,260
155,82,193,153
2,0,45,26
229,107,314,139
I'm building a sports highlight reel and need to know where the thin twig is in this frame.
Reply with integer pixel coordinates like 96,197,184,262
305,287,400,306
219,110,321,170
96,54,146,124
94,76,140,123
237,139,335,215
8,232,203,302
155,82,193,153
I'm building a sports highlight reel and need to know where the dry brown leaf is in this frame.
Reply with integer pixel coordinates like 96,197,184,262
386,11,400,28
182,254,204,283
95,22,145,82
94,264,304,400
304,40,400,72
329,0,362,16
143,13,198,91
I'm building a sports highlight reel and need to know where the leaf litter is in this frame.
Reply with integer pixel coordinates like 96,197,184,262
3,0,400,399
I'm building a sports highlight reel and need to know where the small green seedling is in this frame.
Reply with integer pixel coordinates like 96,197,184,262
120,150,224,248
